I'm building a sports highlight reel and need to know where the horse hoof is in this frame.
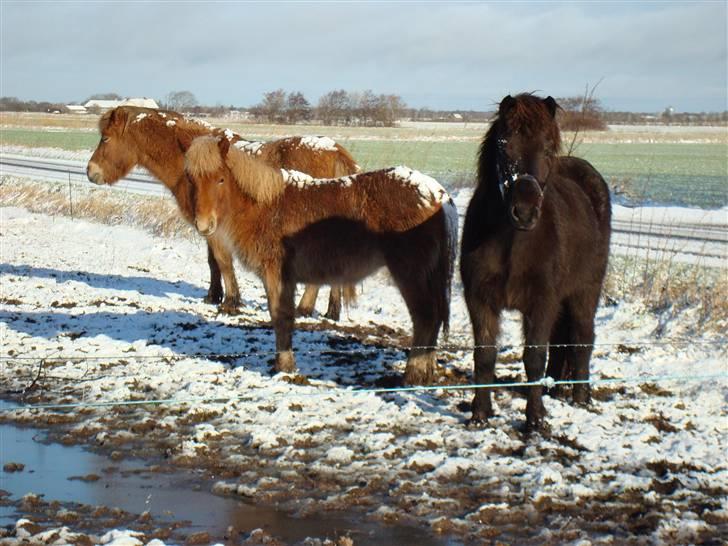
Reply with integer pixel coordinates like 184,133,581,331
404,354,436,386
573,386,591,407
323,310,340,321
524,417,550,436
467,415,491,429
205,293,223,305
275,351,297,374
218,302,241,315
548,385,568,400
296,306,315,318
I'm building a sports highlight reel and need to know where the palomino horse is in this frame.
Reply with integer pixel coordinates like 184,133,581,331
460,93,611,431
184,135,458,384
86,106,358,319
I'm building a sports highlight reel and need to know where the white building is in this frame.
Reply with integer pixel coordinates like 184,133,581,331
82,97,159,112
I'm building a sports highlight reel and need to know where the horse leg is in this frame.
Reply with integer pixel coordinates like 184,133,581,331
208,235,241,315
204,242,223,305
265,271,297,373
566,292,599,406
522,306,558,432
387,269,440,385
546,307,570,399
296,285,319,317
468,302,500,423
323,285,342,321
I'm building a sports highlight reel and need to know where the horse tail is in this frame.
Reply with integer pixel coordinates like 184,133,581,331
333,144,361,176
439,198,459,339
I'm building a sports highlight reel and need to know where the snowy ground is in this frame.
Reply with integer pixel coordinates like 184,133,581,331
1,191,727,543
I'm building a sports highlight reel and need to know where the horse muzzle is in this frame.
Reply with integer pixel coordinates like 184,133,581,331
195,217,217,237
86,162,106,185
509,175,543,231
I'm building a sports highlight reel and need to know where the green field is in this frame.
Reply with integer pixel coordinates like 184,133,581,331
2,127,726,208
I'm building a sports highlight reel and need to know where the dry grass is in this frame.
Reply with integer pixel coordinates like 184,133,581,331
0,112,99,130
3,112,727,145
0,176,194,239
603,255,727,334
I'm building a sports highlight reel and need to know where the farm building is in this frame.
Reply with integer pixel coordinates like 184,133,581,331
64,104,88,114
82,97,159,112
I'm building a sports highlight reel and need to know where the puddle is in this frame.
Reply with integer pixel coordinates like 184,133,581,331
0,400,462,544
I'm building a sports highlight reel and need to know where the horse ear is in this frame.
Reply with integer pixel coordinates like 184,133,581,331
218,136,231,159
499,95,516,114
108,107,131,134
544,96,559,118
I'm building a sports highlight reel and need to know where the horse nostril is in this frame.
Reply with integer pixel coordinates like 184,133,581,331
512,205,529,223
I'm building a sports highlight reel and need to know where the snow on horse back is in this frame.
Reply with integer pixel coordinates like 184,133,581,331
184,135,458,385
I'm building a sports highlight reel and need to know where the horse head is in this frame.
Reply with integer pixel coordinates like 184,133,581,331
183,136,234,237
493,94,561,231
86,106,144,185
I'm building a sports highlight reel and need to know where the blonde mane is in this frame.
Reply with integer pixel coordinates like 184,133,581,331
186,136,286,204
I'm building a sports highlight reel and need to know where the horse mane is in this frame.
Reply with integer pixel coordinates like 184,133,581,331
186,136,286,204
478,93,562,187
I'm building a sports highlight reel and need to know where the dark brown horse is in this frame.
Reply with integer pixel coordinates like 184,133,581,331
184,136,458,384
460,93,611,431
86,106,358,319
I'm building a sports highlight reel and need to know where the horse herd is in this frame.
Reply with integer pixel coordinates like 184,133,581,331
86,93,611,431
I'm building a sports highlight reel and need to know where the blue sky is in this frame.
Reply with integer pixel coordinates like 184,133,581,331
1,1,726,112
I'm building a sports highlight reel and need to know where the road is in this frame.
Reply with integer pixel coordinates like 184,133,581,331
2,153,726,266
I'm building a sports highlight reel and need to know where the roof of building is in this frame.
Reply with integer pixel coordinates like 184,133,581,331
82,98,159,109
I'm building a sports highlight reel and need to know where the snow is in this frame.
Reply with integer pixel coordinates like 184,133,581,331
298,135,338,151
133,113,148,124
0,187,726,541
391,165,450,206
233,139,264,156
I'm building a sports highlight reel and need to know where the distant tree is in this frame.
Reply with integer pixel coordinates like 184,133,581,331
258,89,287,123
0,96,24,111
557,92,607,132
286,91,311,123
84,92,122,103
373,94,406,126
351,89,378,125
165,90,198,111
317,89,350,125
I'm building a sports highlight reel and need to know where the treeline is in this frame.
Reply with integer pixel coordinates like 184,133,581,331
2,93,726,127
250,89,409,127
603,110,728,125
0,96,66,112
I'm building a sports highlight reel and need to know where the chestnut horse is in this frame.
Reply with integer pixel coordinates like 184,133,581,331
86,106,358,319
184,135,458,384
460,94,611,431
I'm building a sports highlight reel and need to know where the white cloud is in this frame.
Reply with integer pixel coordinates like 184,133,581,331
1,1,725,111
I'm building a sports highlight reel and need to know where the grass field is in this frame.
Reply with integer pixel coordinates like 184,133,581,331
2,114,726,208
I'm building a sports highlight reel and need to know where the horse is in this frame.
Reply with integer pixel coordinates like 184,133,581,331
184,135,458,384
86,106,359,319
460,93,611,432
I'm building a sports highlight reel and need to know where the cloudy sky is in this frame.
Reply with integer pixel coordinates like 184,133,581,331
1,1,726,112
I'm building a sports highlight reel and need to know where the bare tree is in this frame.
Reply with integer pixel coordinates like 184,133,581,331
258,89,287,123
560,80,607,156
317,89,350,125
84,92,123,103
165,90,198,111
286,91,311,123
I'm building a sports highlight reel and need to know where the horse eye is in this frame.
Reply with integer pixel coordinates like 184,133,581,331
218,178,224,185
101,136,110,143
